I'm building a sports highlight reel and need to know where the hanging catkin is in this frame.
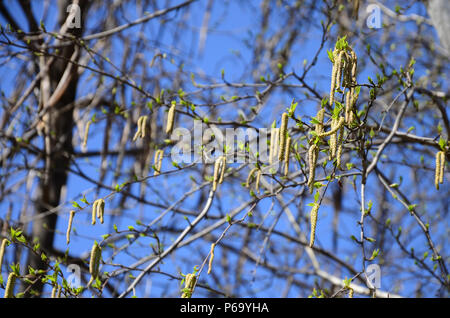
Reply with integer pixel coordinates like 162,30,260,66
279,113,288,161
166,101,176,135
82,121,91,151
309,203,319,248
4,272,16,298
51,284,58,298
335,51,345,90
154,150,164,176
208,243,216,275
212,156,223,191
66,210,75,244
329,117,338,160
435,151,445,190
88,241,101,287
439,151,445,184
255,169,262,194
307,144,318,192
269,128,279,165
284,136,291,177
91,200,98,225
329,50,338,106
246,168,259,188
218,156,226,184
315,108,325,135
0,238,7,272
336,125,345,169
133,115,147,141
181,273,197,298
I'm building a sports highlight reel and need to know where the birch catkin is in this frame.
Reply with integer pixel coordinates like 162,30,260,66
166,101,176,135
212,156,222,191
329,50,338,107
329,117,338,160
309,203,319,248
336,125,345,169
208,243,215,275
269,128,279,165
246,168,259,188
98,199,105,224
88,241,101,287
4,272,16,298
133,116,147,141
279,113,288,161
307,144,318,192
92,199,105,225
439,151,445,184
218,156,226,184
0,238,7,272
181,273,197,298
82,121,91,151
66,210,75,244
154,150,164,176
91,200,98,225
317,116,344,138
315,108,325,135
255,169,262,194
335,51,345,90
284,136,291,177
435,151,445,190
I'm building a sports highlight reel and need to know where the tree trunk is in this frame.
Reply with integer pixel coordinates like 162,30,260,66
23,0,88,297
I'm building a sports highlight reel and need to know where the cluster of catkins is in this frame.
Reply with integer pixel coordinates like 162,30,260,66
246,113,292,194
307,39,359,248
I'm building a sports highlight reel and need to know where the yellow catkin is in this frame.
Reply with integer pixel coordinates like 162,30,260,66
88,241,101,287
218,156,226,184
154,150,164,176
336,125,345,169
4,272,16,298
255,170,262,194
435,151,442,190
181,273,197,298
315,108,325,135
335,51,345,90
278,113,289,161
208,243,215,275
317,116,345,138
349,288,354,298
329,50,338,106
351,50,357,81
439,151,445,184
246,168,259,188
0,239,7,273
91,200,98,225
82,121,91,151
308,144,318,192
56,284,62,298
329,117,338,160
51,284,57,298
133,116,144,142
166,101,176,135
66,210,75,244
98,200,105,224
269,128,279,165
345,90,352,124
284,136,291,177
212,157,221,191
309,203,319,248
140,116,148,139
